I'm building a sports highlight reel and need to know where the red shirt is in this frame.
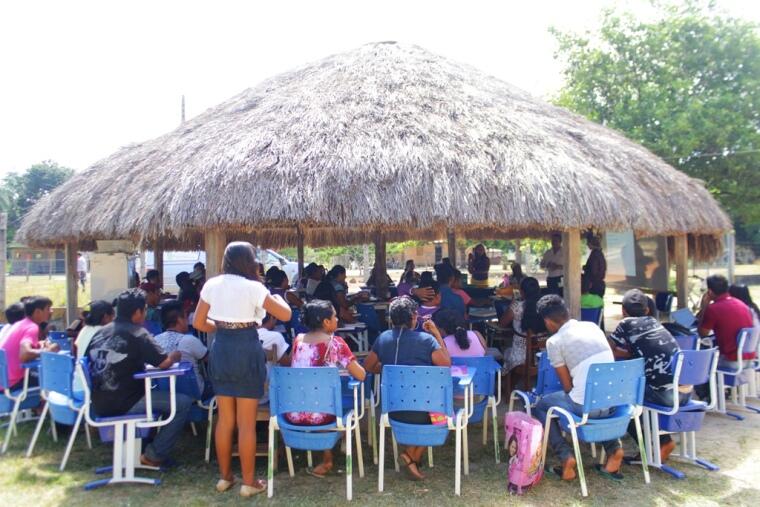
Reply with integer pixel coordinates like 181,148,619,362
701,294,754,361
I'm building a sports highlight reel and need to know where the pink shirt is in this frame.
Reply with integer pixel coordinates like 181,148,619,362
444,331,485,357
0,318,40,387
452,288,472,306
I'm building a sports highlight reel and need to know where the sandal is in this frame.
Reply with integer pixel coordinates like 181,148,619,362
216,476,236,493
306,463,333,479
240,480,266,498
593,463,624,481
398,453,424,481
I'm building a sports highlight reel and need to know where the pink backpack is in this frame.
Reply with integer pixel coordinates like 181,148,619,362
504,411,544,494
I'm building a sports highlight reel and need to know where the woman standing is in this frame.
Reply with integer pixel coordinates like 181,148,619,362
194,242,291,497
468,244,491,288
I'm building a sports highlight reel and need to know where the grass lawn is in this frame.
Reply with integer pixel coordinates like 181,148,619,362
5,275,90,309
2,401,759,506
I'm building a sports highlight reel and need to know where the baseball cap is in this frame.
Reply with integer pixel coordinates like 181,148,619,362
622,289,647,315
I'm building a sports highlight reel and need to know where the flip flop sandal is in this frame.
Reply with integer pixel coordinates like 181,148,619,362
306,465,333,479
593,463,624,481
545,465,574,481
240,481,267,498
216,476,237,492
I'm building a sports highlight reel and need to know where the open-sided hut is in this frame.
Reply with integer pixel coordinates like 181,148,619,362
17,42,731,320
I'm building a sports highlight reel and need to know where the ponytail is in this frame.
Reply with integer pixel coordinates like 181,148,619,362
454,326,470,350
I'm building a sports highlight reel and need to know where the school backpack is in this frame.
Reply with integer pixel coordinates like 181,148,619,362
504,411,544,495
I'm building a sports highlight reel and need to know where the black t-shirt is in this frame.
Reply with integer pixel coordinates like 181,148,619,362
85,319,167,416
609,316,679,392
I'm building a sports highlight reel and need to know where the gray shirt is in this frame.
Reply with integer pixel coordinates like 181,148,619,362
154,330,208,393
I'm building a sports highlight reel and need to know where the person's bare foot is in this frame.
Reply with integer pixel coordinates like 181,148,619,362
660,440,677,463
308,462,334,478
398,453,425,480
561,456,577,481
604,448,624,474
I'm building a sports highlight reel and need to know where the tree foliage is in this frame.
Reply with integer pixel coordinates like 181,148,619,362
1,161,74,242
552,1,760,244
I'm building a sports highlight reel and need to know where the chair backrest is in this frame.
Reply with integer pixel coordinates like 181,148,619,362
674,334,698,351
738,327,759,357
671,308,697,329
655,292,674,313
269,367,342,417
143,320,162,336
76,357,93,396
380,365,453,417
288,308,308,337
676,348,719,386
451,356,499,397
154,361,202,399
582,358,645,414
0,349,9,389
48,331,72,352
535,352,563,396
356,303,381,334
580,307,603,327
40,351,75,398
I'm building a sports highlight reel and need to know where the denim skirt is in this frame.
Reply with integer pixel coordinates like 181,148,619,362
209,327,266,399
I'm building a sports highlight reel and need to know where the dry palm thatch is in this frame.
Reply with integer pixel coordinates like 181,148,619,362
17,42,730,259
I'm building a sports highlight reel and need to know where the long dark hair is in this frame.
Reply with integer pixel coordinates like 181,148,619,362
433,309,469,350
83,300,115,326
520,277,545,334
729,284,760,318
223,242,259,281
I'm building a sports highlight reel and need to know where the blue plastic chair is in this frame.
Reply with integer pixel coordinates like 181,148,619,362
48,331,72,352
540,357,649,497
75,357,188,489
714,327,760,420
356,303,382,337
580,307,603,327
154,361,216,462
674,334,699,351
378,365,471,496
26,351,92,470
267,367,363,500
0,350,41,453
671,308,698,331
655,292,674,317
143,320,162,336
509,351,563,415
452,356,502,463
642,348,719,478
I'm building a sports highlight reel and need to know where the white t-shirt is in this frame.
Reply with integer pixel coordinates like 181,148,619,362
200,274,269,324
540,247,563,278
258,328,290,404
77,256,87,273
155,330,208,393
546,319,613,404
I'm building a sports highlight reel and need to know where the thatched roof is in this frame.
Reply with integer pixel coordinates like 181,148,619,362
17,41,730,257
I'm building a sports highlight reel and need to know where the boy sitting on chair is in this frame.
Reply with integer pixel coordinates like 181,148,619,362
86,288,191,467
608,289,685,463
532,295,623,481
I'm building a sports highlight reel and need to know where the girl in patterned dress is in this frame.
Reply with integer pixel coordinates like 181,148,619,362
285,299,366,477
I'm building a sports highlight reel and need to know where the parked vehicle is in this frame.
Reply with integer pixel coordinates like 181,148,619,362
143,249,298,292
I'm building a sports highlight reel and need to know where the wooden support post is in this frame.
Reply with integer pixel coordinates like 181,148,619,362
65,242,78,325
447,229,457,267
205,231,227,278
296,227,305,283
675,234,689,310
374,231,388,298
0,213,5,315
153,239,164,288
562,229,582,318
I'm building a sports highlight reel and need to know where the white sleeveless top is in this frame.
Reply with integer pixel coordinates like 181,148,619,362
200,274,269,324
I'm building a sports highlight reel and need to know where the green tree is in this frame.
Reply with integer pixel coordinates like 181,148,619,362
552,1,760,245
1,160,74,242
